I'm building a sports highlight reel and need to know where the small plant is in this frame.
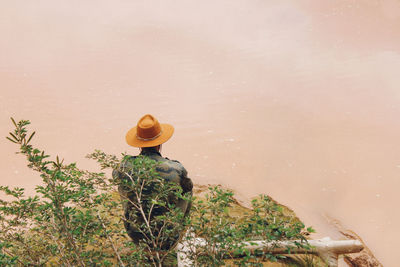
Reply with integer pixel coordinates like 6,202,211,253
1,118,137,266
183,186,238,265
182,187,314,266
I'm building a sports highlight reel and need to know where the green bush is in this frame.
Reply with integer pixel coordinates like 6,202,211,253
184,187,314,266
1,119,315,267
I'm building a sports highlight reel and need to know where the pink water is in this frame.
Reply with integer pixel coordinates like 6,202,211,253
1,1,400,265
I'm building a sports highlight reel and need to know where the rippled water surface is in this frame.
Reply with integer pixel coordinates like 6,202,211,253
1,1,400,265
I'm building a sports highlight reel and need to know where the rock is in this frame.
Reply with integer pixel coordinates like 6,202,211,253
325,216,383,267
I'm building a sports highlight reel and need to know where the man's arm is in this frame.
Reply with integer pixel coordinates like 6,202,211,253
179,166,193,218
180,167,193,194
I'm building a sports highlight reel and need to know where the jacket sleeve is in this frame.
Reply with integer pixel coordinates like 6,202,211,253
180,166,193,194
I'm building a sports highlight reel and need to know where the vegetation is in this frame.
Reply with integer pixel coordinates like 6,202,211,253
1,119,316,266
184,186,316,266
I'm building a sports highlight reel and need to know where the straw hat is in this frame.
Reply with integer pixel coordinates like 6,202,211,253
125,114,174,148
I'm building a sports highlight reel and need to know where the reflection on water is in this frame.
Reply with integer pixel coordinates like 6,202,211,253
1,1,400,265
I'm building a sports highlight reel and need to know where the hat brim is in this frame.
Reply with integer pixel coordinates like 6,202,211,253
125,123,174,148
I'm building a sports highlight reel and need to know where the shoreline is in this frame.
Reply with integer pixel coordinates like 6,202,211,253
194,183,382,267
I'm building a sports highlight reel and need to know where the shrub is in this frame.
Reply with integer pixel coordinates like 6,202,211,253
1,119,314,267
183,187,314,266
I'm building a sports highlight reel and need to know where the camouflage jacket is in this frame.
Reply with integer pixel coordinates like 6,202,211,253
112,147,193,247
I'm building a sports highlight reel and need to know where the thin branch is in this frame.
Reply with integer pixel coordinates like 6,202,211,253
96,212,125,267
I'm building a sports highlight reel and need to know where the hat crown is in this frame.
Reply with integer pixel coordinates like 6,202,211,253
136,114,162,140
125,114,174,147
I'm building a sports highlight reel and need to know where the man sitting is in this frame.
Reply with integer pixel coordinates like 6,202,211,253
112,114,193,250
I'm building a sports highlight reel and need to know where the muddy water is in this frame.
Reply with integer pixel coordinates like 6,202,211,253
1,1,400,265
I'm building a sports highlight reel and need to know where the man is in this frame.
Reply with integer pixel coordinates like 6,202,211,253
112,114,193,250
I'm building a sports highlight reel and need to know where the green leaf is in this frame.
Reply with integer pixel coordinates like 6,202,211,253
8,132,18,142
306,226,316,233
27,131,35,144
6,137,17,143
10,117,17,127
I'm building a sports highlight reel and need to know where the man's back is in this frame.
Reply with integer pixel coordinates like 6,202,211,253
112,147,193,249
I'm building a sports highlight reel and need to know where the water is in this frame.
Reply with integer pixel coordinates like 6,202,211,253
1,1,400,265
